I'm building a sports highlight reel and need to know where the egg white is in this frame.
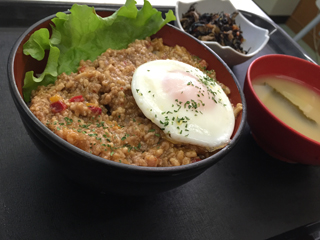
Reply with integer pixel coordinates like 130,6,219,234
131,59,235,151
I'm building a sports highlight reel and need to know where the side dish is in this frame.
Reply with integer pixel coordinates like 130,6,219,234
180,3,247,54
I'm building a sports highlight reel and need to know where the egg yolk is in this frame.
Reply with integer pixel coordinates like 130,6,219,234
162,70,217,111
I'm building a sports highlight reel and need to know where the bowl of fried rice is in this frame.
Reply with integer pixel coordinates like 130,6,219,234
8,3,246,195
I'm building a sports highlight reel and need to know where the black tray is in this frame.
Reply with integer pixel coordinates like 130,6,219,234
1,3,320,240
232,10,315,89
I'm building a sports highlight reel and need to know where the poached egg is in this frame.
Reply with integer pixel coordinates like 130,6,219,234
131,59,235,151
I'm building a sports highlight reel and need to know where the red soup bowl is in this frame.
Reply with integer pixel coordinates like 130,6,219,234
8,8,246,195
244,54,320,165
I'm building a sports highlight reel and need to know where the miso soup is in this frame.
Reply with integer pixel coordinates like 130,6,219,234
252,75,320,143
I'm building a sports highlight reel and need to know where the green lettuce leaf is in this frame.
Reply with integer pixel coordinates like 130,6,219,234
22,0,176,102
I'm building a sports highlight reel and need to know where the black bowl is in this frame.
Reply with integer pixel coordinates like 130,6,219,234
7,9,246,195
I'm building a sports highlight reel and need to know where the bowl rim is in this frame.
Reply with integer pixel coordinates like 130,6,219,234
175,0,270,58
7,7,247,173
246,53,320,146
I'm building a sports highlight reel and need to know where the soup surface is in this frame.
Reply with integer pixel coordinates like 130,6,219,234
253,75,320,143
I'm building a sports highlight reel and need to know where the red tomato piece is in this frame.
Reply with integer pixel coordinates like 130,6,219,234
69,95,84,102
78,66,86,73
199,59,208,69
50,100,67,113
88,106,102,115
191,158,201,163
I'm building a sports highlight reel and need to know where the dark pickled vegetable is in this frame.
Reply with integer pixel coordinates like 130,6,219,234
180,3,248,54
